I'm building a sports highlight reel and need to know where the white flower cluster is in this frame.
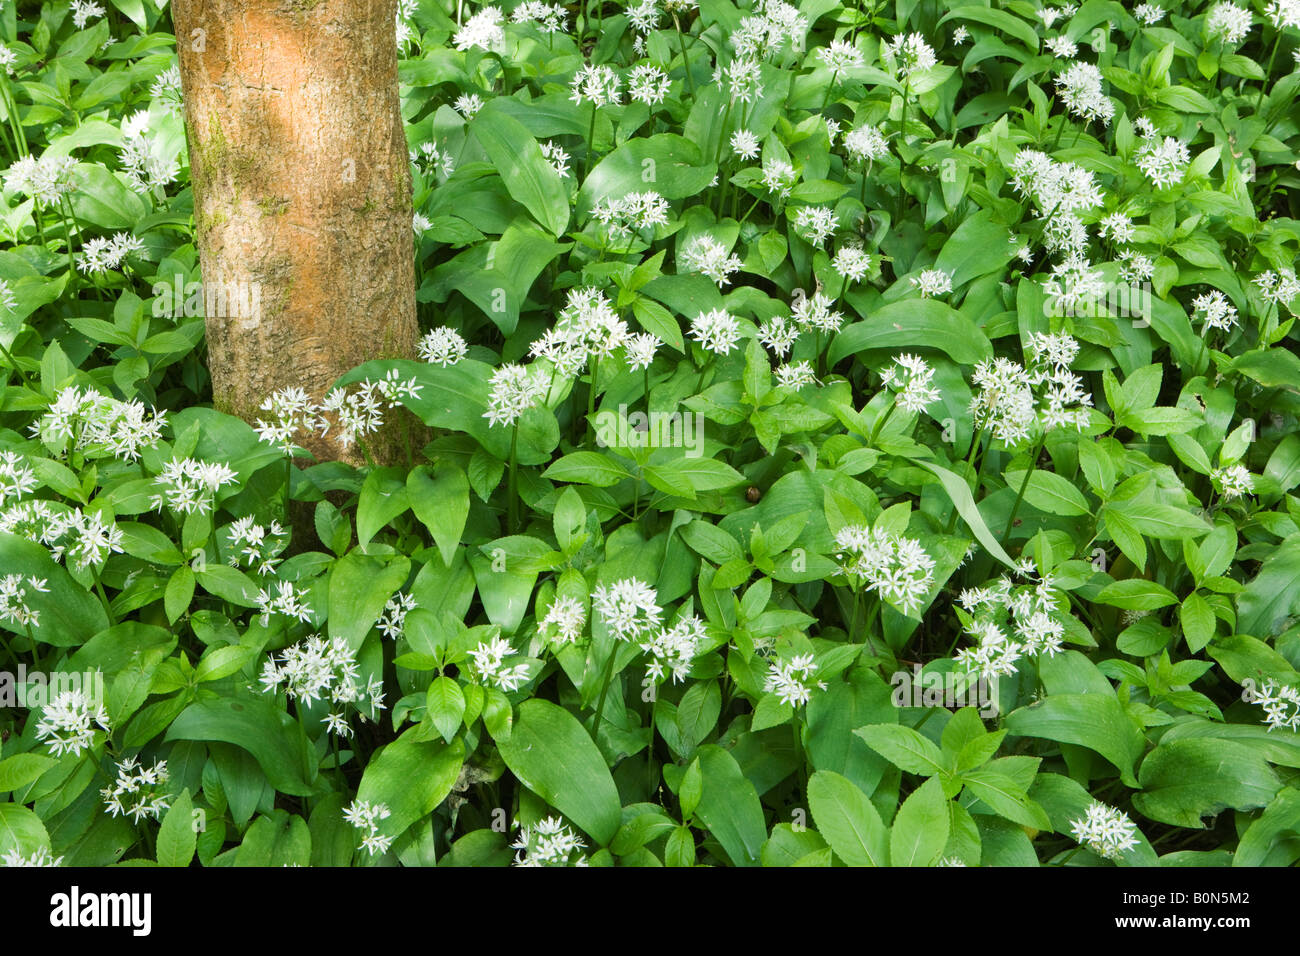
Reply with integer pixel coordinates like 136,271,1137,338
832,245,872,283
31,386,166,462
511,816,588,866
679,234,744,287
0,846,63,866
969,334,1092,446
764,653,825,706
411,141,456,179
1210,463,1254,500
592,577,662,640
72,0,106,28
731,129,760,160
119,110,179,194
149,457,238,515
792,205,839,247
484,362,549,428
1248,679,1300,731
880,354,940,414
954,562,1070,679
757,292,844,358
1069,801,1139,860
775,360,817,390
530,286,629,380
639,614,706,685
454,5,505,51
540,140,571,178
833,525,936,615
1134,127,1190,189
1205,2,1253,44
1192,289,1238,334
0,450,37,507
571,63,622,106
1255,269,1300,310
377,591,418,640
512,1,568,33
591,190,671,239
3,151,77,203
1025,331,1093,431
35,687,110,757
760,158,798,198
343,800,393,856
884,33,938,77
690,308,742,355
909,268,952,298
0,573,49,629
1008,150,1103,258
731,0,807,60
417,326,468,366
818,39,864,72
259,633,385,736
47,508,125,572
624,332,661,370
467,635,531,692
540,594,587,645
79,232,146,275
628,64,671,105
844,125,889,163
1055,61,1114,127
101,756,170,823
224,517,288,576
254,375,421,453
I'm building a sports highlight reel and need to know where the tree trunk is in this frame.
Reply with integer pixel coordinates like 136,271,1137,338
172,0,417,462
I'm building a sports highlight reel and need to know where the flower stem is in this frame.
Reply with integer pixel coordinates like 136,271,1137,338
507,424,519,535
1001,436,1045,544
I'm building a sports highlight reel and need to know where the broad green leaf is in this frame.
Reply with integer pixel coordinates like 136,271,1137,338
496,699,621,846
807,770,889,866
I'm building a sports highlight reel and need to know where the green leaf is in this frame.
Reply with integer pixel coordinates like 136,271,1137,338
472,100,570,237
938,5,1039,49
829,300,992,366
543,451,632,487
1004,693,1143,787
426,676,466,744
889,776,950,867
408,464,470,566
496,699,622,846
1235,788,1300,867
854,723,949,777
910,461,1017,569
0,532,108,646
165,695,316,796
932,210,1017,287
356,730,465,843
0,753,57,792
1238,535,1300,638
1095,578,1179,610
156,788,196,867
0,803,49,858
687,745,768,867
807,770,889,866
1132,739,1280,829
1002,467,1091,516
327,551,410,649
356,467,410,547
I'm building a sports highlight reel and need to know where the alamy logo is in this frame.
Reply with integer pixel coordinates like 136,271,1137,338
593,404,704,458
0,668,104,709
151,275,261,322
49,887,151,936
1044,280,1153,327
890,665,999,717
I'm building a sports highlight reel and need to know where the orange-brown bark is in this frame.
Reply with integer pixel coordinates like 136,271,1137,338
173,0,417,462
